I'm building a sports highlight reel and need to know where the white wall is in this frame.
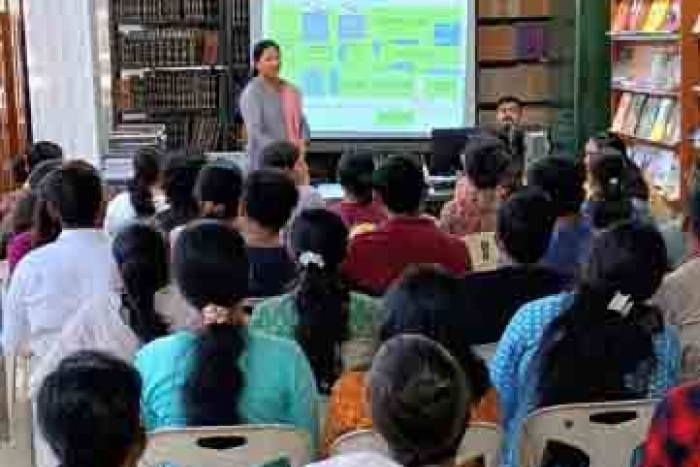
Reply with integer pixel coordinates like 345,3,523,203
24,0,112,166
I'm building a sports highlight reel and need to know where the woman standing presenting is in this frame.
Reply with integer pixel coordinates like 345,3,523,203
240,40,309,170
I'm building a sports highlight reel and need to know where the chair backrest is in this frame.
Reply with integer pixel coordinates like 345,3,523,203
520,399,658,467
464,232,499,272
330,423,503,467
139,425,312,467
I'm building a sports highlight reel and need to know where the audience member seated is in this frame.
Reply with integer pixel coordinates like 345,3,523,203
261,140,325,218
321,267,498,457
528,156,592,278
170,159,244,244
439,138,511,237
653,188,700,381
5,159,62,274
37,351,146,467
491,222,681,467
134,221,318,445
343,156,471,295
583,147,650,229
105,147,167,237
461,188,569,345
312,334,472,467
333,151,388,235
153,150,206,235
2,162,117,360
31,223,198,393
640,382,700,467
240,169,299,298
251,209,380,394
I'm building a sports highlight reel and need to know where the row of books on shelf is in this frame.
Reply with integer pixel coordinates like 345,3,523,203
117,0,220,23
612,92,681,145
695,14,700,33
612,46,680,91
231,0,250,24
478,23,549,62
611,0,680,33
629,144,680,200
116,72,220,111
120,29,218,68
162,117,220,151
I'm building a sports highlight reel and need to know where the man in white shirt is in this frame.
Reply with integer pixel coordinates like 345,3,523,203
2,162,117,360
653,188,700,382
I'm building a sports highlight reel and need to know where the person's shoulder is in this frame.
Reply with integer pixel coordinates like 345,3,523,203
513,292,572,322
349,292,377,310
246,328,306,362
135,331,196,366
308,453,400,467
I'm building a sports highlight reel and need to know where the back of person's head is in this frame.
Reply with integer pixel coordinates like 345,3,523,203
368,335,470,467
261,141,301,171
588,132,649,201
34,161,104,246
497,187,556,264
194,160,244,221
588,148,634,229
537,221,668,408
14,141,64,185
381,266,491,400
173,221,250,426
338,152,376,205
461,138,511,190
113,223,170,344
162,150,207,216
27,159,61,190
243,169,299,232
373,155,425,215
129,147,163,218
10,190,37,234
289,209,350,393
37,351,144,467
688,187,700,241
528,156,586,217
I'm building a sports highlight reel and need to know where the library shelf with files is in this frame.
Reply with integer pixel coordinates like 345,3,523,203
610,0,700,207
109,0,251,151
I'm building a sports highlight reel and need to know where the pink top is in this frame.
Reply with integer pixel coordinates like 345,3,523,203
280,83,304,148
8,230,34,273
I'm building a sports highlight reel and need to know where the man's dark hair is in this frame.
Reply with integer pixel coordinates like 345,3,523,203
497,96,524,109
243,169,299,232
337,152,376,205
497,188,557,264
528,157,586,218
373,155,425,215
261,141,301,171
461,139,511,190
37,161,103,228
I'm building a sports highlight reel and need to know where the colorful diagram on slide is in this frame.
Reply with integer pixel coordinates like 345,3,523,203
264,0,470,137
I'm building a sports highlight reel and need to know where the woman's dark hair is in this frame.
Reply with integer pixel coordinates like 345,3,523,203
174,221,250,426
194,160,244,220
536,222,668,408
37,351,144,467
368,335,470,467
14,141,64,186
588,148,634,229
528,156,586,218
113,223,170,345
129,147,162,218
461,137,511,190
27,159,61,190
590,132,649,201
381,266,491,400
10,191,37,234
289,209,350,393
33,161,104,248
156,151,207,232
337,152,376,205
252,39,280,77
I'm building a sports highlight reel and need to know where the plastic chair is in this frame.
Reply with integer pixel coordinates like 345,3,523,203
519,399,658,467
140,425,312,467
330,423,503,467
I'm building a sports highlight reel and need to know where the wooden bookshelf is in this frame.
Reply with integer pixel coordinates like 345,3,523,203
109,0,251,151
610,0,700,205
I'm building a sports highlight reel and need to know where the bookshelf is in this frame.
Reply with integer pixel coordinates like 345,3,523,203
109,0,251,151
610,0,700,207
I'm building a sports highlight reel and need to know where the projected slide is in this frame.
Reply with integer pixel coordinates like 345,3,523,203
261,0,474,138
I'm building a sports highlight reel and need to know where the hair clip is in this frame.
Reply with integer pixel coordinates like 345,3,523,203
299,251,325,269
202,305,235,326
608,292,634,317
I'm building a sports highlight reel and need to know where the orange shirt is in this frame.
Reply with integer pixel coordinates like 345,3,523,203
321,370,500,457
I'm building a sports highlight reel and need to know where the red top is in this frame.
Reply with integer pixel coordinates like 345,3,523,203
342,216,472,295
332,200,388,230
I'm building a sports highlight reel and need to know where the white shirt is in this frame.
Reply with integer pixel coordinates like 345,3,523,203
2,229,118,358
307,453,401,467
28,285,199,395
104,191,168,237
